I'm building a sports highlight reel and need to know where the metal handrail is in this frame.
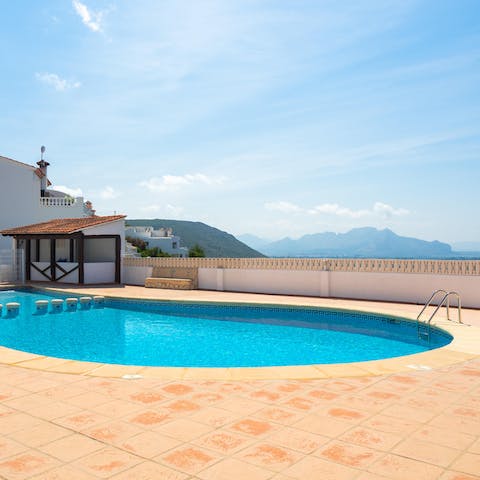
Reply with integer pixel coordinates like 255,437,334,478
417,290,462,341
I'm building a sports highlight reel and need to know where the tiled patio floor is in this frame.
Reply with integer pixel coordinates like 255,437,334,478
0,286,479,479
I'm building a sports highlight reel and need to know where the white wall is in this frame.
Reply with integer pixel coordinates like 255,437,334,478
197,268,480,308
84,263,115,283
123,266,153,285
0,157,84,250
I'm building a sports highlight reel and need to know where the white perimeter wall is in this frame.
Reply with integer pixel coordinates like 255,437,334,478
197,268,480,308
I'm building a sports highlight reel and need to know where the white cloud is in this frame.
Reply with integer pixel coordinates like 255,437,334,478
264,201,303,214
139,173,226,192
72,0,104,32
139,203,185,218
51,185,83,197
373,202,409,218
100,186,119,199
308,203,371,218
35,72,81,91
266,201,409,219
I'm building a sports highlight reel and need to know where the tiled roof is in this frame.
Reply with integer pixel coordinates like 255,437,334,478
0,215,126,236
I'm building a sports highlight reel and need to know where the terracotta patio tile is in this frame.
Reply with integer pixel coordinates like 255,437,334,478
238,443,303,472
215,397,264,415
230,418,274,437
3,393,52,412
355,473,394,480
339,427,402,451
29,464,98,479
73,447,142,479
187,406,241,428
255,406,303,425
429,413,480,436
83,420,144,444
284,455,358,480
0,438,28,461
54,411,110,431
120,431,181,458
38,433,104,462
322,380,359,393
161,383,194,396
368,453,444,480
193,430,251,454
282,396,316,411
293,413,352,438
0,412,42,435
450,452,480,477
412,425,476,450
197,458,272,480
325,407,368,422
91,399,143,418
266,426,329,454
469,437,480,454
316,440,382,468
38,384,87,401
9,421,71,448
158,445,219,475
128,390,166,405
362,413,421,435
439,471,480,480
380,403,438,423
109,461,188,479
67,392,112,409
127,409,170,427
155,418,213,442
26,400,82,421
165,399,201,414
0,451,60,479
306,388,339,401
249,389,283,402
189,391,224,405
392,437,462,467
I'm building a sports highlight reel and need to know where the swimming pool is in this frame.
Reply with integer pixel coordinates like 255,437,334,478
0,289,452,367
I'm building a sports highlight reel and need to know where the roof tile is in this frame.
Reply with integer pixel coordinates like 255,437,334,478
1,215,126,236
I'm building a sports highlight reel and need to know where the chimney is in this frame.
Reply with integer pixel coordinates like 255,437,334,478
36,145,50,197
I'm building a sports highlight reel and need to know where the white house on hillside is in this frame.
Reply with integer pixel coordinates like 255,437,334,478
125,226,189,257
0,150,94,250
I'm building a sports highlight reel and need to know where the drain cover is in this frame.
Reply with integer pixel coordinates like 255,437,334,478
406,364,432,371
121,374,143,380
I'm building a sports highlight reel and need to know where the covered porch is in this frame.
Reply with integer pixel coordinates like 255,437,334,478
1,215,125,285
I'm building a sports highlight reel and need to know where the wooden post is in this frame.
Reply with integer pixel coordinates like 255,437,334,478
69,239,74,262
78,235,84,284
50,238,56,281
115,235,121,284
25,238,31,281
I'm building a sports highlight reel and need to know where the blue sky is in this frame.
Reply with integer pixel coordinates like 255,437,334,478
1,0,479,243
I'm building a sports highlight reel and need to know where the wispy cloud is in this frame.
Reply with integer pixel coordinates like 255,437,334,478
139,173,226,192
35,72,81,91
51,185,83,197
139,203,185,217
100,186,119,199
72,0,104,32
265,201,409,219
264,201,303,214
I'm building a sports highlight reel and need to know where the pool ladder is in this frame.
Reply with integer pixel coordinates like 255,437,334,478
417,290,462,342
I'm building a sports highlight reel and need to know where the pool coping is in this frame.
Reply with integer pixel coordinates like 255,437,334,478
0,284,479,380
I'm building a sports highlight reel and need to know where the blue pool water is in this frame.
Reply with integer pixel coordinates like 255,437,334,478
0,289,452,367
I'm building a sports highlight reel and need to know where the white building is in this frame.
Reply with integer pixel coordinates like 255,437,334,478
1,216,126,284
125,226,189,257
0,151,94,250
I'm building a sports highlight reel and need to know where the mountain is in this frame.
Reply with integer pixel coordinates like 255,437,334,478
250,227,453,258
126,219,265,258
236,234,272,251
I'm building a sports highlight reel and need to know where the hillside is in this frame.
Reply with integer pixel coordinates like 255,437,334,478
241,227,454,258
127,219,265,258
